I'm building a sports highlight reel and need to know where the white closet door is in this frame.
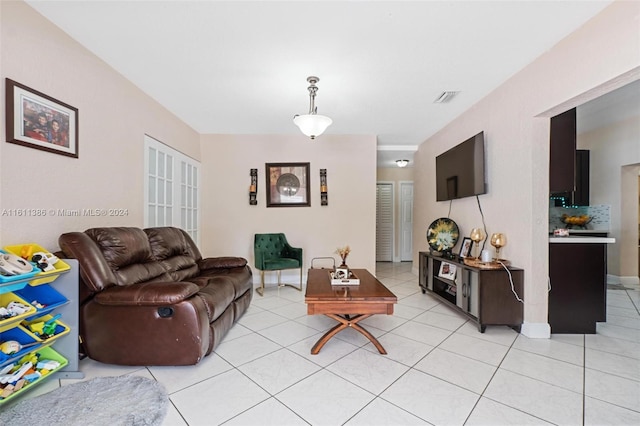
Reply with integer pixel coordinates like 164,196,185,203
376,183,394,262
400,182,414,261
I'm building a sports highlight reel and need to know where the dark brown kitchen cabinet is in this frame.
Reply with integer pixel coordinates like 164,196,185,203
572,149,590,206
549,107,577,193
548,242,607,333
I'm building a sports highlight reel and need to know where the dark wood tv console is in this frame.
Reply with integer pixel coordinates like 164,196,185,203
418,252,524,333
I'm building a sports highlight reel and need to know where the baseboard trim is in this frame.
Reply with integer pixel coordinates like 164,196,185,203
608,274,640,286
620,276,640,285
520,322,551,339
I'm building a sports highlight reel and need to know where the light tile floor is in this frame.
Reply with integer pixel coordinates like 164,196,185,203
22,263,640,425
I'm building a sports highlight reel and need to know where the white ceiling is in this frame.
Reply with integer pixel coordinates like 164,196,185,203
26,0,613,168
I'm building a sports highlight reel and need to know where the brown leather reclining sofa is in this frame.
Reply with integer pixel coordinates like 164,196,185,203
58,226,252,366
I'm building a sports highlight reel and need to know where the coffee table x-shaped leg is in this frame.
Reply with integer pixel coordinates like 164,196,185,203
311,313,387,355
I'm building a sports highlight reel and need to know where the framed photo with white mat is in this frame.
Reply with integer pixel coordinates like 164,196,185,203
438,261,456,280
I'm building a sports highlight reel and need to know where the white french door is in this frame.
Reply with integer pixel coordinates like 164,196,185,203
144,135,200,245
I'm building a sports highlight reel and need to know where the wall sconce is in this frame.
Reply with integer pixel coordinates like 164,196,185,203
249,168,257,205
320,169,328,206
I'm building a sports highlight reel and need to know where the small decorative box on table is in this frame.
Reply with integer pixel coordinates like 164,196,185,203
329,270,360,285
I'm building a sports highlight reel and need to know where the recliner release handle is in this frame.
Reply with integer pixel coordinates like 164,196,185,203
157,307,174,318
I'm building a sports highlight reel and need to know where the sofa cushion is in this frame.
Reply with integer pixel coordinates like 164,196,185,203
145,227,200,281
199,257,247,270
86,227,170,286
199,266,253,299
194,276,236,322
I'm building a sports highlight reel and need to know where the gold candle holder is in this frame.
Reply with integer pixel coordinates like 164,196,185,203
490,233,507,260
470,228,485,259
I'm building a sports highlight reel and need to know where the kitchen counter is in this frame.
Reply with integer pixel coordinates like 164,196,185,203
549,236,615,244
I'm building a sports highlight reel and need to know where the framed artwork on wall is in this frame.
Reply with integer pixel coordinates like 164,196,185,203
5,78,79,158
265,162,310,207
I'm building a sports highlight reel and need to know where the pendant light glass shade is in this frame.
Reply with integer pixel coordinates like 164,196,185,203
293,114,332,140
294,76,331,139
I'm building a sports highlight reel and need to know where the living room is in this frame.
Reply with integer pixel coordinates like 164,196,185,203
1,1,639,424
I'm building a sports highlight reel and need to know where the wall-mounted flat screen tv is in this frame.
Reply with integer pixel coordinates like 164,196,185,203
435,131,486,201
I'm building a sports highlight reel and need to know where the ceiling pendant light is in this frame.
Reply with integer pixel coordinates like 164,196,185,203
293,76,332,140
396,159,409,168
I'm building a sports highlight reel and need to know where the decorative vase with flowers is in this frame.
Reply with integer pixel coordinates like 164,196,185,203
335,245,351,268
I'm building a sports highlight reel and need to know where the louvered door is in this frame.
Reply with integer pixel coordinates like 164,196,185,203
376,183,393,262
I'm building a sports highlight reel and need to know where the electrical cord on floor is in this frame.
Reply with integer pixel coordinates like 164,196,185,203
497,260,524,303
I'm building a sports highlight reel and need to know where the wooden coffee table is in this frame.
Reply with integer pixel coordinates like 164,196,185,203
305,268,397,354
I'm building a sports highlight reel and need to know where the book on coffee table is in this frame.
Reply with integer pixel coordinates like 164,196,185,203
329,270,360,285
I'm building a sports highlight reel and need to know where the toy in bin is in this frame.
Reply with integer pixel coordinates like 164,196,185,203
17,245,59,272
0,301,31,320
0,253,33,277
30,252,59,272
26,314,61,338
0,340,39,355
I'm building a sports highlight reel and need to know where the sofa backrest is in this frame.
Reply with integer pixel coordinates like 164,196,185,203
59,231,120,293
59,226,206,294
144,227,201,282
84,227,172,287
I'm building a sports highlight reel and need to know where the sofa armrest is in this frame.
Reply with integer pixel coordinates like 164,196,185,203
198,256,247,270
94,281,200,306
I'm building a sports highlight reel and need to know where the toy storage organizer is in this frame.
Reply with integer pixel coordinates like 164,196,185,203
0,259,82,405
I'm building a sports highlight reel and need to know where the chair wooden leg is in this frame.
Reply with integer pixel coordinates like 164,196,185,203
256,270,265,296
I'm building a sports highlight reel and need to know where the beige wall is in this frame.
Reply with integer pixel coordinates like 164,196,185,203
0,1,200,250
413,1,640,336
377,167,414,261
578,114,640,280
200,134,377,283
0,1,377,279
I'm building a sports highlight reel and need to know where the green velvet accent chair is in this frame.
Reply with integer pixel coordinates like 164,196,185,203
254,233,303,296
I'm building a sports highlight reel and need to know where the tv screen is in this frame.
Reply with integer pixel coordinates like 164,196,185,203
435,131,486,201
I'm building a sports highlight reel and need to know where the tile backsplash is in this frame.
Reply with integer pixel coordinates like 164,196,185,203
549,204,610,231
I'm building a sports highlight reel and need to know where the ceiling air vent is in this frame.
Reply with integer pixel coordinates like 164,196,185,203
434,91,459,103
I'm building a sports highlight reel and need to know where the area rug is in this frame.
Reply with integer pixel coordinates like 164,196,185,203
0,375,169,426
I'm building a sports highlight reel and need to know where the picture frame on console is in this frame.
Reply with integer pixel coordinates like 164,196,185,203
265,162,310,207
5,78,79,158
438,261,457,280
458,237,473,258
